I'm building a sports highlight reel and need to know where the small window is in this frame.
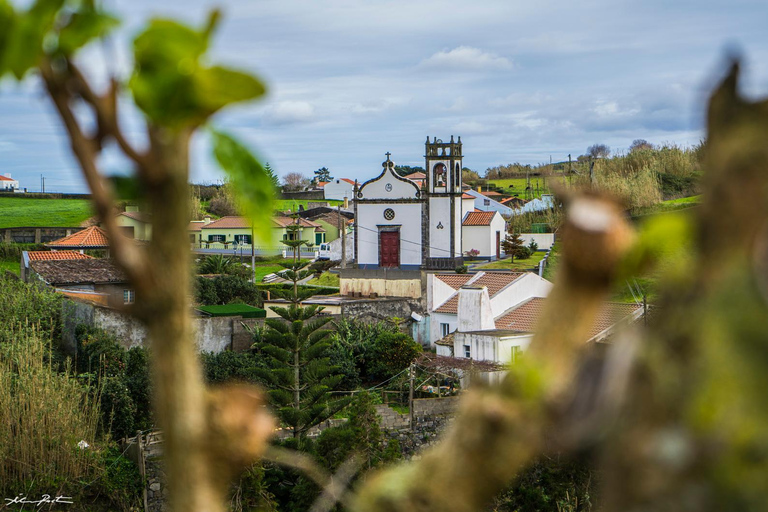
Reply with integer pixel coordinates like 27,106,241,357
484,199,490,206
440,323,450,337
123,289,135,304
234,234,252,245
208,234,225,243
463,344,471,358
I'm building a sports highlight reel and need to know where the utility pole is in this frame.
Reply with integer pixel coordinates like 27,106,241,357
339,205,347,269
589,157,596,186
408,363,415,431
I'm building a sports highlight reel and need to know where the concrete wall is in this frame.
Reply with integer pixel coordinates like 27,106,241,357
458,287,495,332
430,311,457,345
323,180,355,201
518,233,556,250
327,232,354,261
340,268,423,299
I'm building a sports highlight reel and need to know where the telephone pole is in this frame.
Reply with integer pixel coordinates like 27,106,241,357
339,205,347,269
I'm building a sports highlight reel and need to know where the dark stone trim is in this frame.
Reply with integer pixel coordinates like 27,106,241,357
357,160,421,199
353,182,359,265
356,198,423,204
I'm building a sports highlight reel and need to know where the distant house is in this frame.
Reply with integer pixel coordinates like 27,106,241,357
114,208,152,241
21,250,93,281
428,271,552,346
464,189,515,216
322,178,356,201
461,210,506,260
29,258,133,309
46,226,110,251
301,210,353,243
195,215,326,249
500,196,527,208
402,171,426,188
0,173,19,191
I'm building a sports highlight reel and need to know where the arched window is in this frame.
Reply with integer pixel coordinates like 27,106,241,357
433,163,446,187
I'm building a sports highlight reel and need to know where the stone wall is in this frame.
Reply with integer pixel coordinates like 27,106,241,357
0,226,84,243
60,298,264,355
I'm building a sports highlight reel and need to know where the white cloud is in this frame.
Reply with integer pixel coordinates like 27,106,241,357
419,46,512,71
452,120,491,135
263,101,315,125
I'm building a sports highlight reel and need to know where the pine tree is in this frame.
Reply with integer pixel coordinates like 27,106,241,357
264,162,280,191
501,232,525,262
256,216,349,439
314,166,333,183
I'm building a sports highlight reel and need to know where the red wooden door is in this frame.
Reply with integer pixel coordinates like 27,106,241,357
379,231,400,267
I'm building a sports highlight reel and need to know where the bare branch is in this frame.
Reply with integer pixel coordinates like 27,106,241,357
39,58,151,292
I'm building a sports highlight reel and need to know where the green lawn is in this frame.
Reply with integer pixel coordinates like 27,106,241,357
253,265,284,282
0,198,93,228
307,271,340,287
472,251,546,270
631,195,701,218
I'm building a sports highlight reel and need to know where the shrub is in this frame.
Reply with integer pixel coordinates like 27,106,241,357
200,350,268,385
528,240,539,252
455,265,468,274
100,377,137,440
367,332,422,382
89,446,144,512
195,275,261,306
0,276,62,343
516,246,533,260
464,249,480,260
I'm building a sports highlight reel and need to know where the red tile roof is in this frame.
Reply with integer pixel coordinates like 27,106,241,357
434,272,526,313
494,297,642,338
188,221,205,232
462,193,475,199
31,259,127,285
27,251,93,262
0,175,15,181
47,226,109,248
404,172,426,180
202,216,250,229
479,190,503,197
462,211,498,226
340,178,356,185
271,216,323,229
435,274,474,290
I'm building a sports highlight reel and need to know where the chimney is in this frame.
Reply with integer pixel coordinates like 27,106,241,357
343,197,349,209
477,186,481,193
204,216,212,225
3,173,11,178
457,285,495,332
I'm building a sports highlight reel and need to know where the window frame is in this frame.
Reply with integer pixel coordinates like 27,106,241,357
123,289,135,304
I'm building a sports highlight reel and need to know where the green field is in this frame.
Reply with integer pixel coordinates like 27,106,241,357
631,195,701,217
0,258,18,275
486,176,567,200
307,271,340,287
0,198,93,228
274,199,343,213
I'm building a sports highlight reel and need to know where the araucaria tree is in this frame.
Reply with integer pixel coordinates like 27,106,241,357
314,166,333,183
256,217,348,438
501,232,525,261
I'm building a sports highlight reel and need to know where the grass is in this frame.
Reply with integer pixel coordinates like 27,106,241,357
486,176,567,200
0,198,93,228
473,251,546,270
631,195,702,218
308,271,340,287
274,199,343,213
0,258,18,276
253,265,284,282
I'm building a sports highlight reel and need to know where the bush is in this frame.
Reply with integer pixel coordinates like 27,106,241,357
201,350,268,385
100,377,136,440
309,259,339,274
516,246,533,260
464,249,480,260
528,240,539,252
455,265,468,274
195,275,261,306
89,446,144,512
0,276,62,344
367,332,422,382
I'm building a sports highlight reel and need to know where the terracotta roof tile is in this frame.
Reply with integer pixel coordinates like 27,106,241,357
434,272,526,313
479,190,502,196
271,216,323,229
27,251,93,262
462,193,475,199
462,211,498,226
435,274,474,290
188,221,205,231
0,175,15,181
202,216,251,229
31,259,127,285
404,172,426,179
340,178,356,185
47,226,109,248
495,297,642,338
434,332,455,347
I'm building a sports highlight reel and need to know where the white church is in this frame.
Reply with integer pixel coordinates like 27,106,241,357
353,136,467,271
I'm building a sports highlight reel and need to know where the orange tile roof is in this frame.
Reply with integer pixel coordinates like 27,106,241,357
188,221,205,232
271,216,323,229
462,211,498,226
480,190,503,197
435,274,474,290
404,172,426,180
462,193,475,199
494,297,642,338
435,272,526,313
340,178,356,185
202,216,250,229
47,226,109,248
27,251,93,261
0,175,15,181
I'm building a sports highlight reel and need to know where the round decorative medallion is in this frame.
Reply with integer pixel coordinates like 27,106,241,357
385,183,393,192
383,208,396,221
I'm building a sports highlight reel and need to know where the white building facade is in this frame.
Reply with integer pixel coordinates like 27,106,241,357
0,173,19,191
323,178,356,201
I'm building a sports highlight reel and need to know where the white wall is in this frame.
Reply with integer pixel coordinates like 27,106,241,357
498,335,534,362
324,180,355,201
356,203,423,266
427,274,461,311
328,232,354,261
358,169,420,200
457,287,495,332
453,332,532,363
518,233,556,250
430,311,458,346
428,197,453,258
461,197,475,219
490,273,552,319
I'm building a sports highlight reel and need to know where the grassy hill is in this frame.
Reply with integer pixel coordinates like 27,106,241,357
0,198,93,228
486,176,568,200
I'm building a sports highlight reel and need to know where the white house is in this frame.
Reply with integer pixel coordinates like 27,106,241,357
461,210,506,259
0,173,19,191
323,178,356,201
464,189,514,215
428,271,552,346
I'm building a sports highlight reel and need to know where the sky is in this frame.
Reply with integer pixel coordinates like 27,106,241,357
1,0,768,193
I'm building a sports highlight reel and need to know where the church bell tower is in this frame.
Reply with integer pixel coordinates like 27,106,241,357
423,135,463,269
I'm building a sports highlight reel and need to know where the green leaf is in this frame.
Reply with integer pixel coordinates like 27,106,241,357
56,2,119,55
130,13,265,127
196,65,266,114
0,1,16,75
210,129,274,243
2,0,64,79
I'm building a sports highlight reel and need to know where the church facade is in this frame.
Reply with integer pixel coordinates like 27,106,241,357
354,136,465,270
